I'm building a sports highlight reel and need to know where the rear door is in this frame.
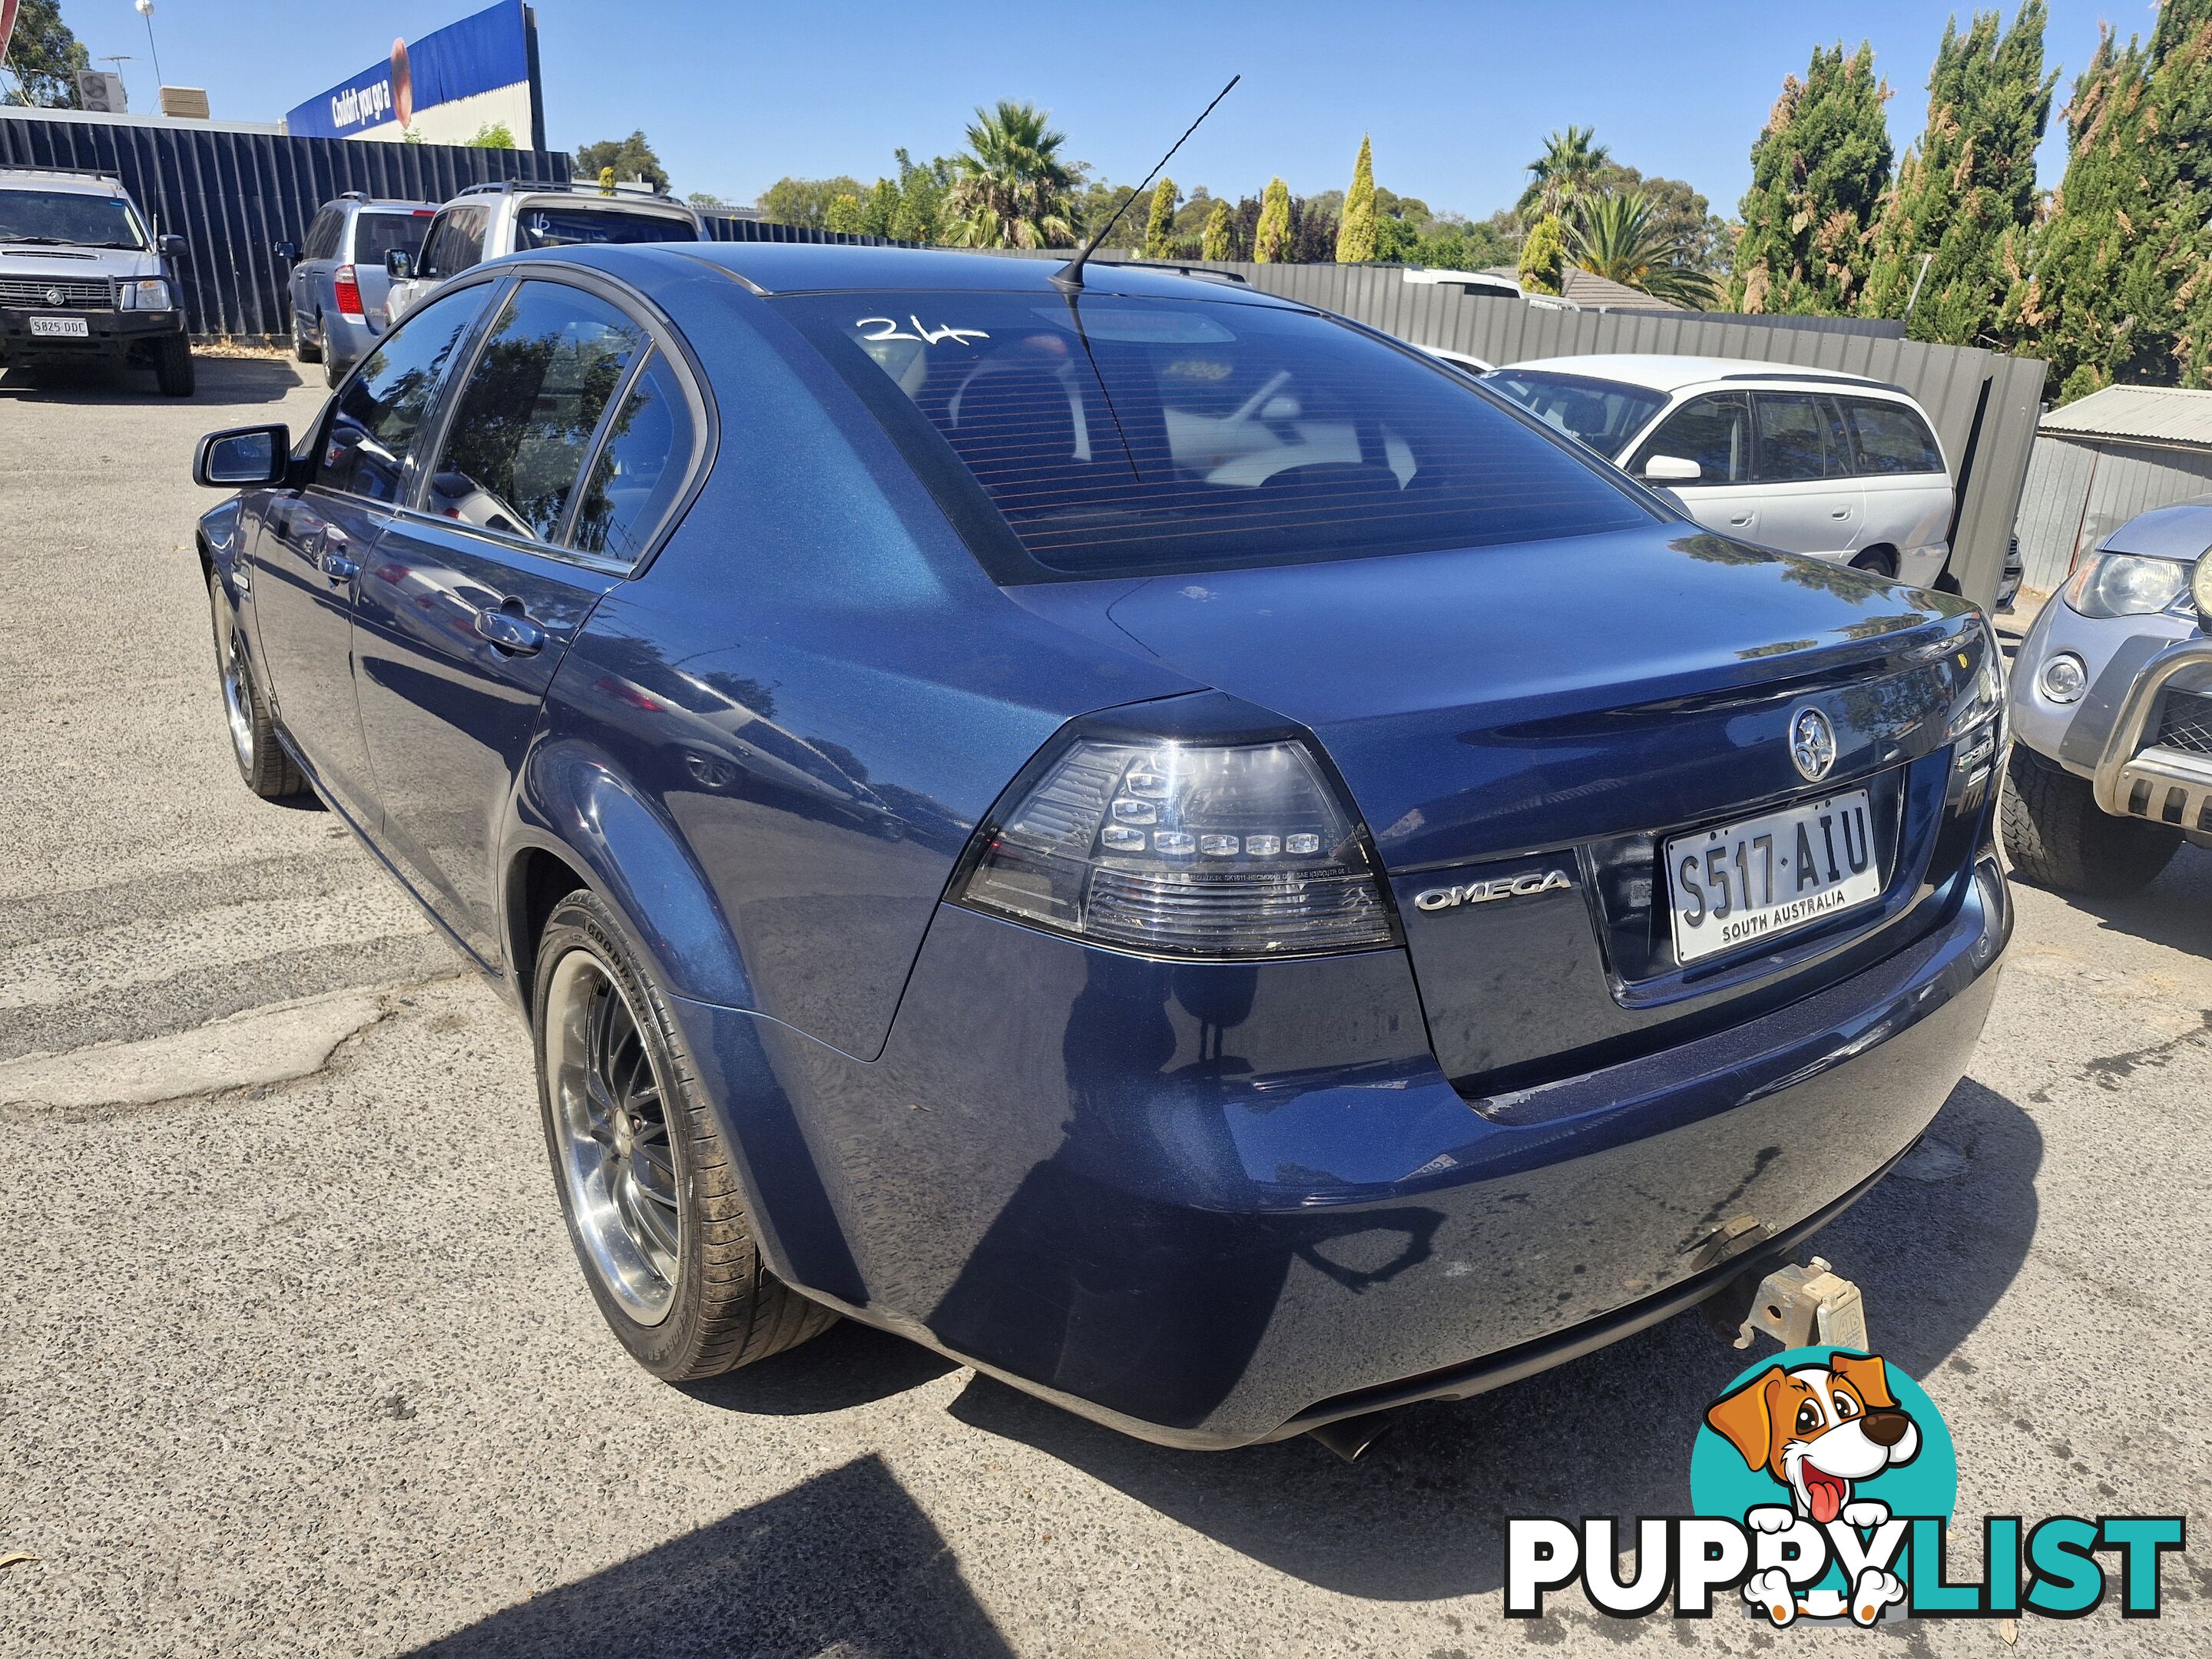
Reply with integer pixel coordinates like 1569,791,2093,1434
292,207,338,334
1748,391,1863,559
1838,395,1953,584
354,276,697,963
1626,391,1760,541
250,283,494,819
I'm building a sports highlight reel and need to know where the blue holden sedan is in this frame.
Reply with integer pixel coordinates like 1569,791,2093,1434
190,243,2010,1450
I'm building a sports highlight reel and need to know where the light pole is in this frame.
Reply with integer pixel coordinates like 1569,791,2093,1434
134,0,165,92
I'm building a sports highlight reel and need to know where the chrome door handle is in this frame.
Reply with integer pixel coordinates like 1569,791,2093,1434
320,553,359,584
473,605,545,655
1830,508,1852,518
1728,514,1754,526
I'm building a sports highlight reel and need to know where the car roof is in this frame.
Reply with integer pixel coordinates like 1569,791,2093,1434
341,198,435,213
1503,353,1912,397
659,240,1306,304
0,167,126,197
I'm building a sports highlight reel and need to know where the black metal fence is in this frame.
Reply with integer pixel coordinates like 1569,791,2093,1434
0,111,571,339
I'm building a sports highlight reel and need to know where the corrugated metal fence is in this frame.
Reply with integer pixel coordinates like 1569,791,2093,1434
2015,434,2212,591
0,111,571,340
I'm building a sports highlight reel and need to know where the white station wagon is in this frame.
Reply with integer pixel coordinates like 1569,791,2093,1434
1487,355,1957,586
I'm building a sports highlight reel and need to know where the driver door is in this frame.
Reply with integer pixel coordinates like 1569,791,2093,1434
1628,392,1760,542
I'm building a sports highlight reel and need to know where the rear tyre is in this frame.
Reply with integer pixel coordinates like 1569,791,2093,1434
1999,745,2180,896
207,568,306,800
321,331,346,390
154,333,195,398
532,889,835,1381
1849,546,1899,578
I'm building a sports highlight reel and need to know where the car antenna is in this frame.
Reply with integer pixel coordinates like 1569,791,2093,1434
1051,74,1240,294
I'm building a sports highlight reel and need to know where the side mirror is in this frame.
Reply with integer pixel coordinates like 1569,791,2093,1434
273,239,299,263
193,424,290,488
385,250,413,280
158,233,189,260
1641,454,1703,482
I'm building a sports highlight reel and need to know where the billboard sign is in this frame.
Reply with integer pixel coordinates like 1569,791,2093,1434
285,2,541,148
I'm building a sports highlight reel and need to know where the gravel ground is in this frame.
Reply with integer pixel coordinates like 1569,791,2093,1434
2,354,2207,1657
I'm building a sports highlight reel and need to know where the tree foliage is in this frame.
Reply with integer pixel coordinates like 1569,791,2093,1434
1730,43,1894,314
1862,3,2055,343
1518,126,1612,220
758,174,866,229
1336,134,1378,263
941,100,1079,249
1253,177,1292,262
1568,192,1721,306
1143,175,1179,257
1201,197,1233,260
468,122,518,150
576,131,670,194
1,0,88,108
2010,0,2212,397
1518,214,1567,294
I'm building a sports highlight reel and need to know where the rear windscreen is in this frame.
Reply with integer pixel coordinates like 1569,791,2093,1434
515,206,699,249
779,291,1654,580
352,211,431,267
1482,369,1667,459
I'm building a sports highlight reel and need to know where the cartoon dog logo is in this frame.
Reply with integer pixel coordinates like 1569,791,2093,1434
1704,1352,1921,1625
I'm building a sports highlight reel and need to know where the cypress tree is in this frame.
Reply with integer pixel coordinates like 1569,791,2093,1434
2014,0,2212,397
1518,214,1567,295
1254,177,1292,263
1863,4,2056,342
1731,42,1896,313
1143,177,1179,257
1336,134,1379,263
1201,198,1233,260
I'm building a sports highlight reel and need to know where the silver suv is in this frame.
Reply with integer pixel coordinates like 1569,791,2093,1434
383,180,702,326
273,193,435,388
2004,501,2212,894
0,165,194,396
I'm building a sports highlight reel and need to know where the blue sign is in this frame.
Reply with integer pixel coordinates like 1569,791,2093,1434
286,2,533,142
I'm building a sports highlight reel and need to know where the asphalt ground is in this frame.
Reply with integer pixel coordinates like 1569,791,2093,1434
2,353,2208,1657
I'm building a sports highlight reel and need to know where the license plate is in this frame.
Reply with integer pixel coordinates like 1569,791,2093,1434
28,315,88,337
1665,789,1881,965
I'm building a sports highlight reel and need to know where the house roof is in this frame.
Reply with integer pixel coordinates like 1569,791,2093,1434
2039,383,2212,449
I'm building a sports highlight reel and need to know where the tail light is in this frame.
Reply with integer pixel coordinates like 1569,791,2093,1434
953,732,1396,959
333,264,363,318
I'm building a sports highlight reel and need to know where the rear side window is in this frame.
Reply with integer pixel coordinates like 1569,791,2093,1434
1753,392,1850,482
1842,397,1945,475
303,208,342,261
1483,369,1667,459
1632,392,1750,482
351,210,431,268
513,205,699,249
781,292,1654,580
419,207,485,280
317,285,488,503
424,281,647,543
571,352,695,563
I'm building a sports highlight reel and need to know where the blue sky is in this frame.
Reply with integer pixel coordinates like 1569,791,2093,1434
62,1,2156,218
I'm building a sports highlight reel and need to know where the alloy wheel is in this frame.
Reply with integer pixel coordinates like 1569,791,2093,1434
545,949,682,1323
215,614,256,773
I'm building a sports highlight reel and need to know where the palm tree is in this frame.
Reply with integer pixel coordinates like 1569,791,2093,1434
940,101,1079,250
1517,125,1612,220
1567,191,1720,308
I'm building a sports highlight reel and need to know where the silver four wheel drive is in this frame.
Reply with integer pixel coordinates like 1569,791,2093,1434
0,165,194,396
2004,500,2212,894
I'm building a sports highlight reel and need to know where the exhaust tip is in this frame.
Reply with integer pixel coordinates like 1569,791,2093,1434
1306,1409,1398,1464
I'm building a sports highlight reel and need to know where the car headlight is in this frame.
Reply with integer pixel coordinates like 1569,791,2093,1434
2195,554,2212,622
118,278,172,311
2064,550,2190,618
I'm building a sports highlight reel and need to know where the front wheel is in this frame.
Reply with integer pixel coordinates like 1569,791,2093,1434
1999,745,2180,896
532,890,835,1380
154,333,195,396
207,569,305,799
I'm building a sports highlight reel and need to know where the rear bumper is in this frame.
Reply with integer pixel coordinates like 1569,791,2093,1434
323,309,381,369
0,306,181,359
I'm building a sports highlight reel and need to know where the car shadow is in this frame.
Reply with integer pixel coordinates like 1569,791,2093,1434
0,352,304,404
677,1314,956,1416
2022,842,2212,959
402,1453,1013,1658
933,1075,2041,1601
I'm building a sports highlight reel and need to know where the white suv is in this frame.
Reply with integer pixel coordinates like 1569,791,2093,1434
1486,355,1956,585
382,180,702,326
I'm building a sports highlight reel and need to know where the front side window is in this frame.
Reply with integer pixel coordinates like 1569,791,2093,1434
513,206,700,250
317,285,488,503
1753,392,1849,482
303,209,342,262
420,208,485,280
570,352,695,563
1631,392,1751,483
1482,370,1667,459
782,292,1654,579
0,189,146,250
1843,397,1945,475
424,281,647,542
351,210,432,268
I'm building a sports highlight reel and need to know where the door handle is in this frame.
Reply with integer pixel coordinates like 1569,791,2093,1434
320,553,359,584
1728,513,1754,526
473,604,545,655
1830,508,1853,518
